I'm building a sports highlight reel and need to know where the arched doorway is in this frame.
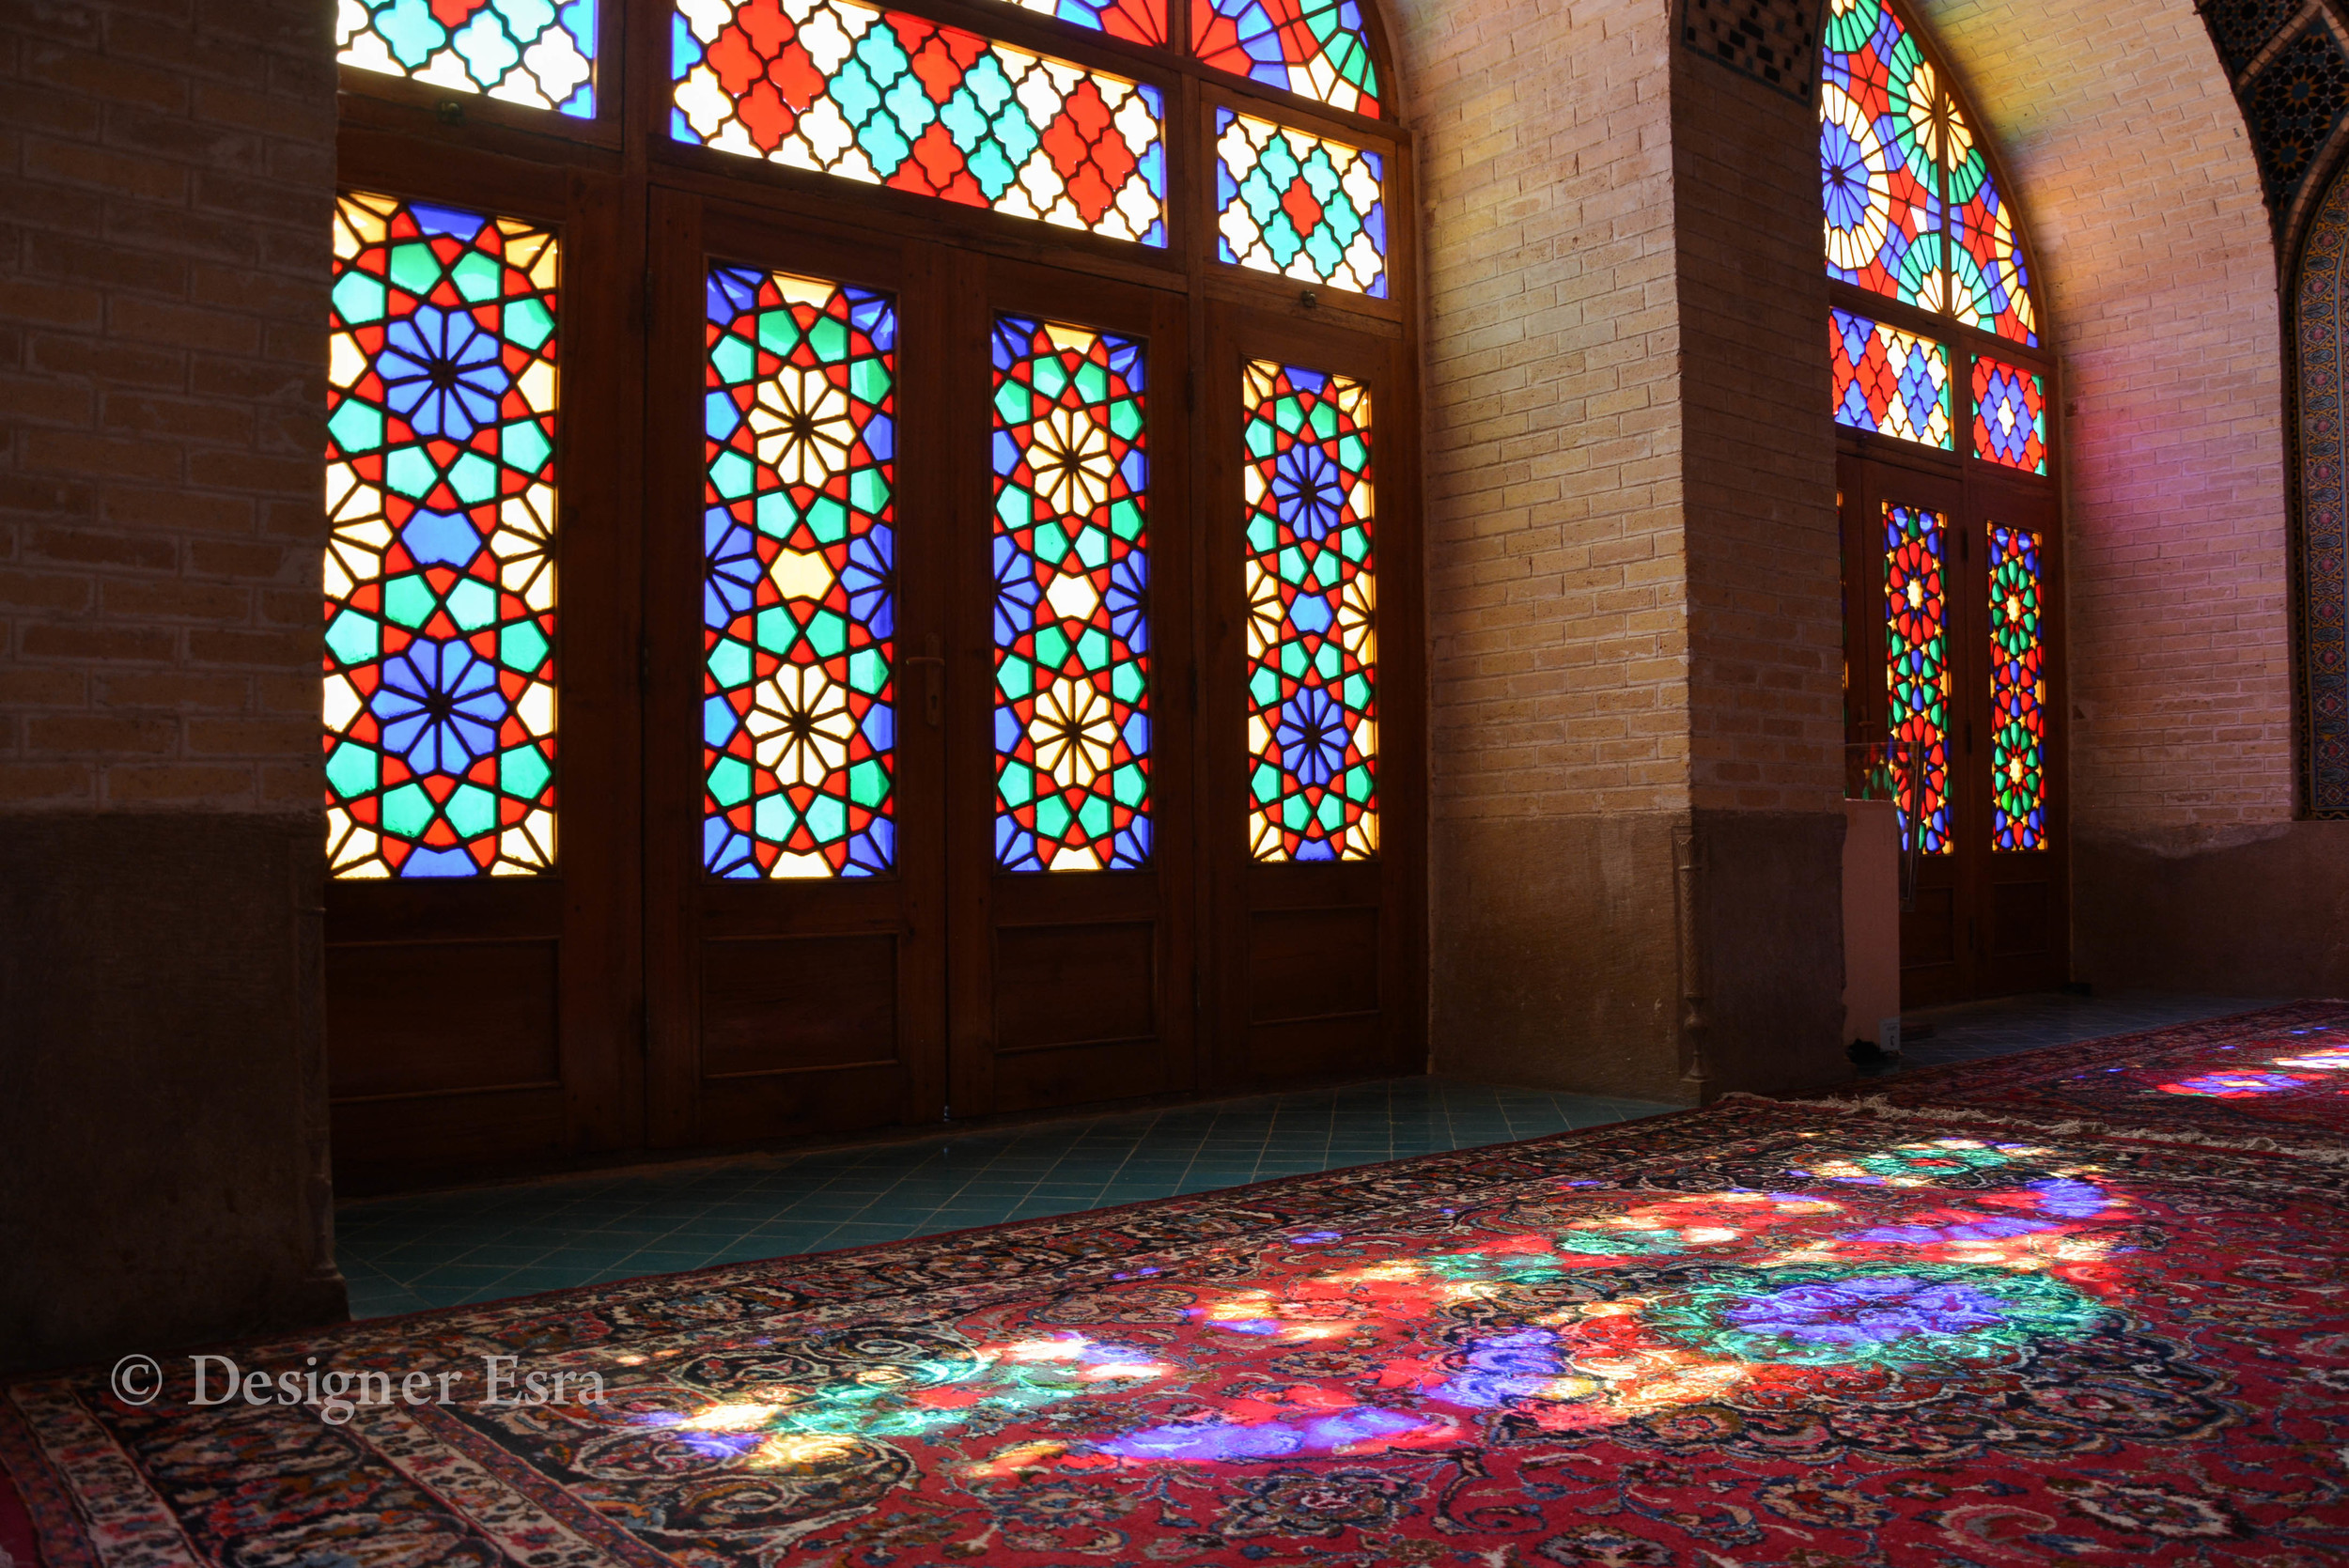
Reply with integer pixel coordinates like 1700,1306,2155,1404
322,0,1425,1187
1820,0,2066,1007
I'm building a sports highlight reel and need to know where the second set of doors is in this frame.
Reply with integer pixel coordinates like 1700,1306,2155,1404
1841,452,2066,1007
630,195,1422,1157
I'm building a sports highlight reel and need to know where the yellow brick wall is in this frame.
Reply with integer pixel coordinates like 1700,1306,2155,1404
1390,0,1695,822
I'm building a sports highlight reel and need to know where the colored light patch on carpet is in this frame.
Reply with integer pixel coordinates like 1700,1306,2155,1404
14,1100,2349,1567
1856,1001,2349,1147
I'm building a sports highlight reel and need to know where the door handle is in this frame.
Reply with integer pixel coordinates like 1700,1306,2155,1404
902,633,944,728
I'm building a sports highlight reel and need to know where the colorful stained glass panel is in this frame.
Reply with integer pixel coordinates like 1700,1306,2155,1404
703,267,897,879
992,318,1150,871
1244,361,1376,862
1972,354,2046,474
324,193,560,878
1820,0,1942,310
989,0,1167,46
1215,109,1387,298
1946,102,2040,347
1192,0,1380,118
338,0,598,117
671,0,1166,246
1885,504,1950,857
1990,524,2047,852
1831,309,1951,449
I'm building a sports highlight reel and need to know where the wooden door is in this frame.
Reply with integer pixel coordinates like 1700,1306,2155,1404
323,144,641,1191
944,261,1200,1118
1969,475,2067,996
1841,452,2067,1008
642,193,952,1149
1842,454,1970,1006
1202,303,1423,1088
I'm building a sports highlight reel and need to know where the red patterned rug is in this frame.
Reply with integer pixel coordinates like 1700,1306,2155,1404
8,1099,2349,1567
1848,1002,2349,1151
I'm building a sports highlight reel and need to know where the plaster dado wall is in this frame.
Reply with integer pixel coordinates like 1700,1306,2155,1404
1921,0,2349,991
1391,0,1846,1101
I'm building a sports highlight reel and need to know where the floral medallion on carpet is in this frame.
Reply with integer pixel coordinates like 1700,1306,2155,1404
1854,1002,2349,1147
9,1099,2349,1567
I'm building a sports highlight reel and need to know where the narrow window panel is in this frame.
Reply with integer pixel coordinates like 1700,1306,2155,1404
1819,0,1941,311
1884,504,1951,857
1830,308,1952,450
1945,102,2041,347
671,0,1167,247
1192,0,1380,118
702,267,898,879
1244,361,1377,862
1972,354,2046,474
991,317,1151,872
1214,109,1387,298
337,0,599,117
1989,525,2047,852
988,0,1167,46
324,193,560,878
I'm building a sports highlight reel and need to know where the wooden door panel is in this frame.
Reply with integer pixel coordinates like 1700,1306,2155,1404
323,142,641,1190
1203,306,1423,1091
643,194,951,1149
327,939,561,1099
947,258,1198,1119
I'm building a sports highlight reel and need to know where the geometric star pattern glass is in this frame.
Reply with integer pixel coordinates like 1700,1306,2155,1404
1947,100,2039,347
1819,0,1941,310
1831,308,1952,450
1192,0,1381,118
323,193,560,878
1885,504,1951,856
986,0,1166,45
991,318,1151,872
1989,524,2047,852
671,0,1167,247
337,0,599,118
1215,109,1387,298
702,266,897,879
1243,361,1377,862
1972,354,2046,474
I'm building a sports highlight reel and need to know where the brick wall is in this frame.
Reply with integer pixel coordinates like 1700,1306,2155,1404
1392,0,1693,823
1671,43,1843,815
0,0,334,815
1920,0,2292,833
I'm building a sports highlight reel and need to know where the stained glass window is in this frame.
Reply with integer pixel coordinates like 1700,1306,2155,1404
1192,0,1380,118
991,318,1151,872
703,267,897,879
1820,0,1941,310
1946,102,2039,347
1244,361,1376,862
1884,504,1950,857
989,0,1166,45
324,193,560,878
671,0,1167,247
1831,309,1951,449
1989,525,2047,852
1972,355,2046,474
338,0,599,117
1215,109,1387,298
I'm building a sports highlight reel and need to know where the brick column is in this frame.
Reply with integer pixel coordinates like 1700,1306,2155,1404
0,0,345,1373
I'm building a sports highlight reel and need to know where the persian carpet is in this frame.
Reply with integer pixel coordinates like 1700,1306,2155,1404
10,1098,2349,1567
1844,1001,2349,1151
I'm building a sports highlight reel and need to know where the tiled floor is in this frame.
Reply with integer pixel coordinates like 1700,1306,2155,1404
1875,989,2286,1074
337,989,2286,1319
338,1079,1673,1318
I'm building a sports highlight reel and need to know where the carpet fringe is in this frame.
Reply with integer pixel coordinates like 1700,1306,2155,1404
1751,1090,2349,1167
